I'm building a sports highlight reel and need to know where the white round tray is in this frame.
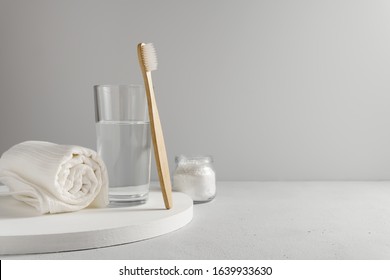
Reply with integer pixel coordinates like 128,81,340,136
0,190,193,255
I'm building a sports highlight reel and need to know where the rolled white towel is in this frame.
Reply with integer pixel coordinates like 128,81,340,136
0,141,109,214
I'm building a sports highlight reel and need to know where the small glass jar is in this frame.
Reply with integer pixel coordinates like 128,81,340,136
173,155,216,203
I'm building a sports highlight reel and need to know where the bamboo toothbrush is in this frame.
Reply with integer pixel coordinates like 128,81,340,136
137,43,172,209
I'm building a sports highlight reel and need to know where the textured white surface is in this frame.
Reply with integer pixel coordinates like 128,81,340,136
3,181,390,259
0,190,193,255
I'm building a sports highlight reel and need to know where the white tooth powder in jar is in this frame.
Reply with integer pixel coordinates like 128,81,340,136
173,155,216,203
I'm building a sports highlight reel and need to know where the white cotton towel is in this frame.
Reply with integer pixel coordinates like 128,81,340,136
0,141,109,214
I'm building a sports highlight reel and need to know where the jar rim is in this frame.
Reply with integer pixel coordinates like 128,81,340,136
175,155,213,164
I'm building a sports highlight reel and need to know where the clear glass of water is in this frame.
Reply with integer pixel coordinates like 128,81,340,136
94,85,151,204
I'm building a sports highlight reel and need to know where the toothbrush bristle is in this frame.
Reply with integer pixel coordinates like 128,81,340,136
141,43,158,71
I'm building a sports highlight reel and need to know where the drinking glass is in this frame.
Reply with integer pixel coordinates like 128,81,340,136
94,85,151,204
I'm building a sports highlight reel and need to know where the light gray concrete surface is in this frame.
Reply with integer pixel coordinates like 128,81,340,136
3,181,390,260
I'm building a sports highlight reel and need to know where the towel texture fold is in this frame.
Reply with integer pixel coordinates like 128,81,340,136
0,141,109,214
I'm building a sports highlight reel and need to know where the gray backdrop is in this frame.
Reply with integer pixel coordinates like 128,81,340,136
1,0,390,181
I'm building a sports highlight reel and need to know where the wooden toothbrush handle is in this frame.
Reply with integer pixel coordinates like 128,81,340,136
145,72,173,209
